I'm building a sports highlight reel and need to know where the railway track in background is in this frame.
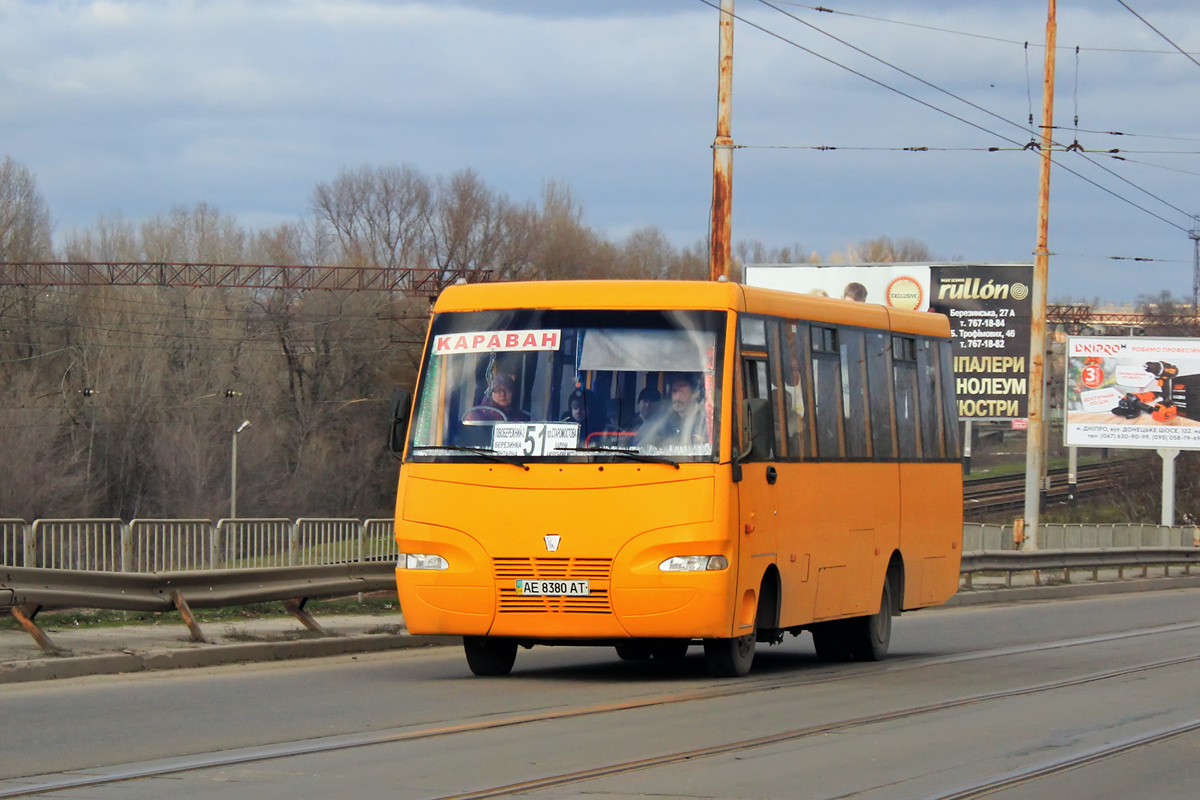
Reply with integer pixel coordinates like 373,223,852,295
964,458,1138,519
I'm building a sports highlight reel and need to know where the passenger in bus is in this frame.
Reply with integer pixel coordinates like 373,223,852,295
632,386,662,431
638,373,708,448
564,388,608,441
463,373,530,422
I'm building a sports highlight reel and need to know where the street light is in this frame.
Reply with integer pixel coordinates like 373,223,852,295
231,420,251,519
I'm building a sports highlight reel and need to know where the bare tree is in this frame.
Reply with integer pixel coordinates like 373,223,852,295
528,179,611,280
615,227,676,279
1136,290,1200,337
0,156,53,261
833,235,933,263
312,164,431,269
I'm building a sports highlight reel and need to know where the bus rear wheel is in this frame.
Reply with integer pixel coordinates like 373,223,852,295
848,574,894,662
703,633,755,677
811,622,852,663
463,636,518,676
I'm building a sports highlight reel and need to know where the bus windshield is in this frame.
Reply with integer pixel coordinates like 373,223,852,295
408,309,726,463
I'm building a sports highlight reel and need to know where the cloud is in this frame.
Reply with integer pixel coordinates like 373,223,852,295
0,0,1196,301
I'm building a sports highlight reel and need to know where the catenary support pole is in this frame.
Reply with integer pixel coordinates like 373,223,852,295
709,0,735,282
1023,0,1057,551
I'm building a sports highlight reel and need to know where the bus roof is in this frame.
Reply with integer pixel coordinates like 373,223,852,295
433,280,949,338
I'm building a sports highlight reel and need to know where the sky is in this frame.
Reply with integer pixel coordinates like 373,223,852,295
0,0,1197,304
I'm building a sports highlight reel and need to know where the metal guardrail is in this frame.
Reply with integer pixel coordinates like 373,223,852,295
1,528,1195,652
0,562,398,651
960,547,1200,589
0,563,396,612
1,518,400,571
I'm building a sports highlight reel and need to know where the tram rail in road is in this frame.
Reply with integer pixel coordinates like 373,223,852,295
3,618,1199,799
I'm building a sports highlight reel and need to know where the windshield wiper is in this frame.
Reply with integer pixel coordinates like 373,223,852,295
411,445,528,470
554,446,680,469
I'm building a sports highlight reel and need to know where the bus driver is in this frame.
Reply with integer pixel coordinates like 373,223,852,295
463,373,530,422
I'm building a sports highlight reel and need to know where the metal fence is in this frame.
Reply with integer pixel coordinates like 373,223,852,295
0,518,400,572
961,522,1199,552
3,519,1196,573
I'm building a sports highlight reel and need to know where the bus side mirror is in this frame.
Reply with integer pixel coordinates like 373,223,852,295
387,389,412,459
737,398,773,463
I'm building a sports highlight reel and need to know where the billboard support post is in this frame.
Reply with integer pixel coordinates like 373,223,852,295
1067,446,1078,504
1159,448,1179,526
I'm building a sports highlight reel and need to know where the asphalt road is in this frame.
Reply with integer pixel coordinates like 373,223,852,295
1,588,1198,799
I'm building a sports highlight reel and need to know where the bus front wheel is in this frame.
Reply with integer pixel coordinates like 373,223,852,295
703,632,755,677
463,636,518,676
615,641,653,661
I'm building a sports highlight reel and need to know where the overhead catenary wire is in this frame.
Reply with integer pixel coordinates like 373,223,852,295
776,1,1200,56
751,0,1038,144
705,0,1195,235
1115,0,1200,71
756,0,1196,224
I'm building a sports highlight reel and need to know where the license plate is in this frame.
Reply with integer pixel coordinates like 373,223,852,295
515,579,590,597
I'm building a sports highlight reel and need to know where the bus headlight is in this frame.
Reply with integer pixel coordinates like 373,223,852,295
659,555,729,572
398,553,450,570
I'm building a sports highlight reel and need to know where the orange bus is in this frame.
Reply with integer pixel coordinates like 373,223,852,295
388,280,962,677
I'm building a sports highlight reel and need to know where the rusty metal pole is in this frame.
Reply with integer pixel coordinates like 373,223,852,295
1023,0,1057,551
709,0,735,282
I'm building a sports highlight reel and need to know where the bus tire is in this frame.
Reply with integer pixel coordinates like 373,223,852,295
811,622,853,663
615,641,653,661
703,632,755,677
848,574,894,662
650,640,690,661
463,636,518,676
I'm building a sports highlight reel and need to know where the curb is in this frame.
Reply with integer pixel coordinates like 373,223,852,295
946,574,1200,607
0,633,453,685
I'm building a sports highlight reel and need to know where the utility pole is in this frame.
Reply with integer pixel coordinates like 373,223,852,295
1022,0,1057,551
709,0,735,282
231,419,251,519
1190,214,1199,313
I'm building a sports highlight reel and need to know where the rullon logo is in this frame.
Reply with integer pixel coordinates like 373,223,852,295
937,278,1026,301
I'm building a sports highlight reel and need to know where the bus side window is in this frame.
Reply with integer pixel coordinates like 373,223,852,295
893,335,920,459
741,356,774,461
781,321,812,460
840,329,870,459
866,331,896,460
764,319,789,460
915,337,945,459
811,325,844,459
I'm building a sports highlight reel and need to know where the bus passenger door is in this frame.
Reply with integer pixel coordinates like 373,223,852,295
736,354,780,635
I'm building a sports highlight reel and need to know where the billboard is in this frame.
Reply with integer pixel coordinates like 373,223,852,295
743,263,1033,420
1065,336,1200,449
